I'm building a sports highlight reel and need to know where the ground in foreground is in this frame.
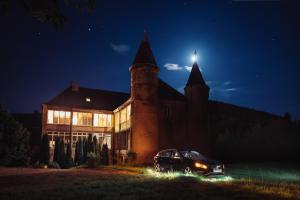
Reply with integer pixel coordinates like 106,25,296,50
0,164,300,200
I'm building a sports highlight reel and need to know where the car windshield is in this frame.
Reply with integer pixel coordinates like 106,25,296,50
180,151,206,160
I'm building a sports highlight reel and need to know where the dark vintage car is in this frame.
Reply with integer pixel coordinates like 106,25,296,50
153,149,225,176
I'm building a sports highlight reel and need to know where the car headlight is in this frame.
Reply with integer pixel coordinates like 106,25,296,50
194,162,208,169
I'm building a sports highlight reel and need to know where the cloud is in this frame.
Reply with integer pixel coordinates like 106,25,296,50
222,88,238,92
185,66,192,72
164,63,183,71
110,43,130,53
223,81,232,86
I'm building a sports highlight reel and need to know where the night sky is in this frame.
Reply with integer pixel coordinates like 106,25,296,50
1,0,300,118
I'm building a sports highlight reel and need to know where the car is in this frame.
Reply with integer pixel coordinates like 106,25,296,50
153,149,225,176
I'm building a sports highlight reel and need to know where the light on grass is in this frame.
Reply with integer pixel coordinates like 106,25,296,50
145,168,234,182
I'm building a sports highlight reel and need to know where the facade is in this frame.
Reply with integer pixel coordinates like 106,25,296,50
42,33,211,164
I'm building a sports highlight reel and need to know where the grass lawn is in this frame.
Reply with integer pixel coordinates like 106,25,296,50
0,163,300,200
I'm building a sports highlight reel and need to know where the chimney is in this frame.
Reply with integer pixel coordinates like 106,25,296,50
71,81,79,92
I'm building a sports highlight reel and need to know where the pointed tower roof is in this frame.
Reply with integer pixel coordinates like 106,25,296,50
186,50,208,88
132,30,157,66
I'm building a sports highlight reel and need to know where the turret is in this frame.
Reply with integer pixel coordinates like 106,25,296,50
129,32,159,163
184,50,211,157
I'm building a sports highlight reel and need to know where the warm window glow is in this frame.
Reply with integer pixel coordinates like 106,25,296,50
73,112,92,126
47,110,53,124
114,104,131,132
93,113,113,127
47,110,71,125
86,98,91,102
115,112,120,132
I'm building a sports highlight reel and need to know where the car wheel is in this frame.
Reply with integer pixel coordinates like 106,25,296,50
184,166,192,175
154,163,162,172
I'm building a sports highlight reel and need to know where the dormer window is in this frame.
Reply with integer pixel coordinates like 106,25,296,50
86,98,91,102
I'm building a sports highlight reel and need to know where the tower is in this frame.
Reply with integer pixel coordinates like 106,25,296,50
129,32,159,163
184,50,211,157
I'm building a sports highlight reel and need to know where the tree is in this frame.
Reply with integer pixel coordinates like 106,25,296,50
0,105,30,166
65,142,73,168
284,112,291,121
58,139,65,167
0,0,95,30
83,137,87,163
53,137,60,163
74,139,79,165
93,135,99,156
40,134,50,164
87,134,94,154
78,138,83,164
101,144,109,165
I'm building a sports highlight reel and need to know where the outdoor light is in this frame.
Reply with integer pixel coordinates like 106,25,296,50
191,50,198,62
191,54,197,62
195,162,208,169
86,97,91,102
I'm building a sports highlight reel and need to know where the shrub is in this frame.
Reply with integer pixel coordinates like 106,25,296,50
58,140,66,167
126,151,137,164
101,144,109,165
48,161,60,169
87,152,101,168
64,143,74,168
33,161,43,168
53,137,60,163
83,137,88,163
40,134,50,165
0,105,30,166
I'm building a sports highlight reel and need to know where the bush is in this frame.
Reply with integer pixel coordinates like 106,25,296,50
48,161,60,169
58,139,66,167
64,143,74,168
101,144,109,165
40,134,50,164
0,105,30,166
53,137,60,163
33,161,44,168
126,151,137,164
87,152,101,168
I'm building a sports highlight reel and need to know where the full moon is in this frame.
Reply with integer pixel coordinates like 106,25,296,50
191,54,197,62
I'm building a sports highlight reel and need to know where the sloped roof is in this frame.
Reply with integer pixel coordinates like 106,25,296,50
132,32,157,66
46,86,130,111
186,62,208,88
158,79,186,101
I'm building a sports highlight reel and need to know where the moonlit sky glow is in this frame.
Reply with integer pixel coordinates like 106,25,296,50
0,0,300,118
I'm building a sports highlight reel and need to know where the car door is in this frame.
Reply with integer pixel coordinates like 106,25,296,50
159,150,172,170
170,150,184,171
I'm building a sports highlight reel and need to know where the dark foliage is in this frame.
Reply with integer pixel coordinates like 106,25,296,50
65,142,73,168
213,115,300,163
0,0,95,30
0,105,30,166
53,137,60,163
40,134,50,164
58,139,65,167
83,137,88,162
93,135,99,155
101,143,109,165
87,134,94,154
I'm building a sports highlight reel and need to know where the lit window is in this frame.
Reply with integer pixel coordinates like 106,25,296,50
47,110,71,125
73,112,78,125
47,110,53,124
54,111,59,124
86,98,91,102
93,113,113,127
73,112,92,126
93,113,99,127
114,104,131,132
